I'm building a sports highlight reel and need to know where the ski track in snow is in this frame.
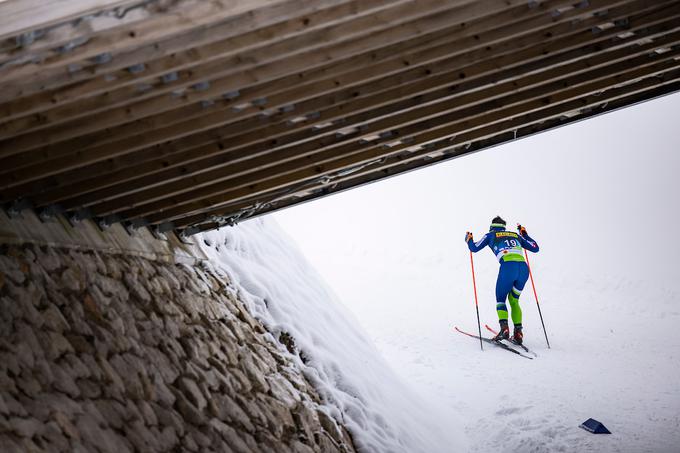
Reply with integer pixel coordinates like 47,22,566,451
197,217,680,452
369,275,680,453
270,91,680,452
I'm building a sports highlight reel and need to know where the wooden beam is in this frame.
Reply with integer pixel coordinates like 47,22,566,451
117,59,680,222
190,79,680,231
0,0,139,39
0,0,645,191
0,0,296,85
11,3,676,208
171,70,680,231
0,1,155,67
0,0,574,165
0,0,469,135
93,48,680,222
1,0,677,236
0,0,390,112
0,0,565,146
0,0,355,91
65,21,680,215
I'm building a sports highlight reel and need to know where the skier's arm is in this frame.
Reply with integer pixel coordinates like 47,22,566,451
517,225,539,253
466,232,489,252
519,234,539,252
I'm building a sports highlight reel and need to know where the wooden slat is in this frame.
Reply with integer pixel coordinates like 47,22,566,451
0,0,391,114
0,1,155,67
116,58,680,222
0,0,139,39
1,0,678,237
171,70,680,231
0,0,463,134
187,79,680,232
0,0,296,86
0,0,560,147
20,4,679,211
93,46,680,222
0,0,357,100
0,0,642,194
0,0,573,168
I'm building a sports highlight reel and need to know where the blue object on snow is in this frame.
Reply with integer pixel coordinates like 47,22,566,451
580,418,611,434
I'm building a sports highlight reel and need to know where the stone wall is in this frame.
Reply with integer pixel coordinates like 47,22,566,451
0,242,356,453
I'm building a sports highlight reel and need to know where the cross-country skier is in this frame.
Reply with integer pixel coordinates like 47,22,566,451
465,216,539,344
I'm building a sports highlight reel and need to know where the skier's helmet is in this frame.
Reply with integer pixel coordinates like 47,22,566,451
490,216,506,230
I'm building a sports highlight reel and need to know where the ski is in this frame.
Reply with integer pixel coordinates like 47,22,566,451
454,327,533,359
484,324,538,357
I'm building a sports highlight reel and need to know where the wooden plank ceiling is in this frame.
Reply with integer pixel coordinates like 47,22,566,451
1,0,680,236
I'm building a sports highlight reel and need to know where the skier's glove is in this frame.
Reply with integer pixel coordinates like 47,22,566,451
465,232,473,243
517,224,528,237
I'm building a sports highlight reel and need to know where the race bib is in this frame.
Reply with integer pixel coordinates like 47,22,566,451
492,232,522,258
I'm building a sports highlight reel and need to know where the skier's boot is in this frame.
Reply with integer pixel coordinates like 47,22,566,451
513,325,523,345
493,320,510,341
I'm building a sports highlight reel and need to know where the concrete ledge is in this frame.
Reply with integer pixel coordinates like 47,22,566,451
0,210,207,264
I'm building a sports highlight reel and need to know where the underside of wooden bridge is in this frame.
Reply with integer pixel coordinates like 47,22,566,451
1,0,679,236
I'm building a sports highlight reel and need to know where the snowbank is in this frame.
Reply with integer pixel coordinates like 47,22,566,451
198,218,467,452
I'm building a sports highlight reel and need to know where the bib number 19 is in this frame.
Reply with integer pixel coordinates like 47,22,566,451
504,239,519,247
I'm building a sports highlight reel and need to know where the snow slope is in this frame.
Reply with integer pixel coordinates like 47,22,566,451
197,215,680,453
273,93,680,452
323,247,680,453
198,220,468,453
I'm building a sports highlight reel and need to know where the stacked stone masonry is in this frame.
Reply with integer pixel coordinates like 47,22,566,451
0,243,356,453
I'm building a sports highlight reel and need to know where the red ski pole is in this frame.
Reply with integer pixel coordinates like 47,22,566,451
469,250,483,351
524,250,550,348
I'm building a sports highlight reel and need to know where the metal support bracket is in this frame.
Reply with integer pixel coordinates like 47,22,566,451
6,199,34,218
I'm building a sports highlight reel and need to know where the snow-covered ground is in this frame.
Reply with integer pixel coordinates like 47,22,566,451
199,215,680,452
191,93,680,452
316,246,680,452
272,92,680,452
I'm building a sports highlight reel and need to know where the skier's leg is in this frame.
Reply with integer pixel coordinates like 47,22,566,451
509,262,530,340
495,263,513,323
507,286,523,326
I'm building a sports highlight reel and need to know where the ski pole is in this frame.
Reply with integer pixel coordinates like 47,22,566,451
469,250,483,351
524,250,550,348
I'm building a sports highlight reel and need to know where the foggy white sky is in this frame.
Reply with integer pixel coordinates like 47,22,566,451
274,92,680,324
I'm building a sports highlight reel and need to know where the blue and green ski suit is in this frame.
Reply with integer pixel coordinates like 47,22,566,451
467,226,539,326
